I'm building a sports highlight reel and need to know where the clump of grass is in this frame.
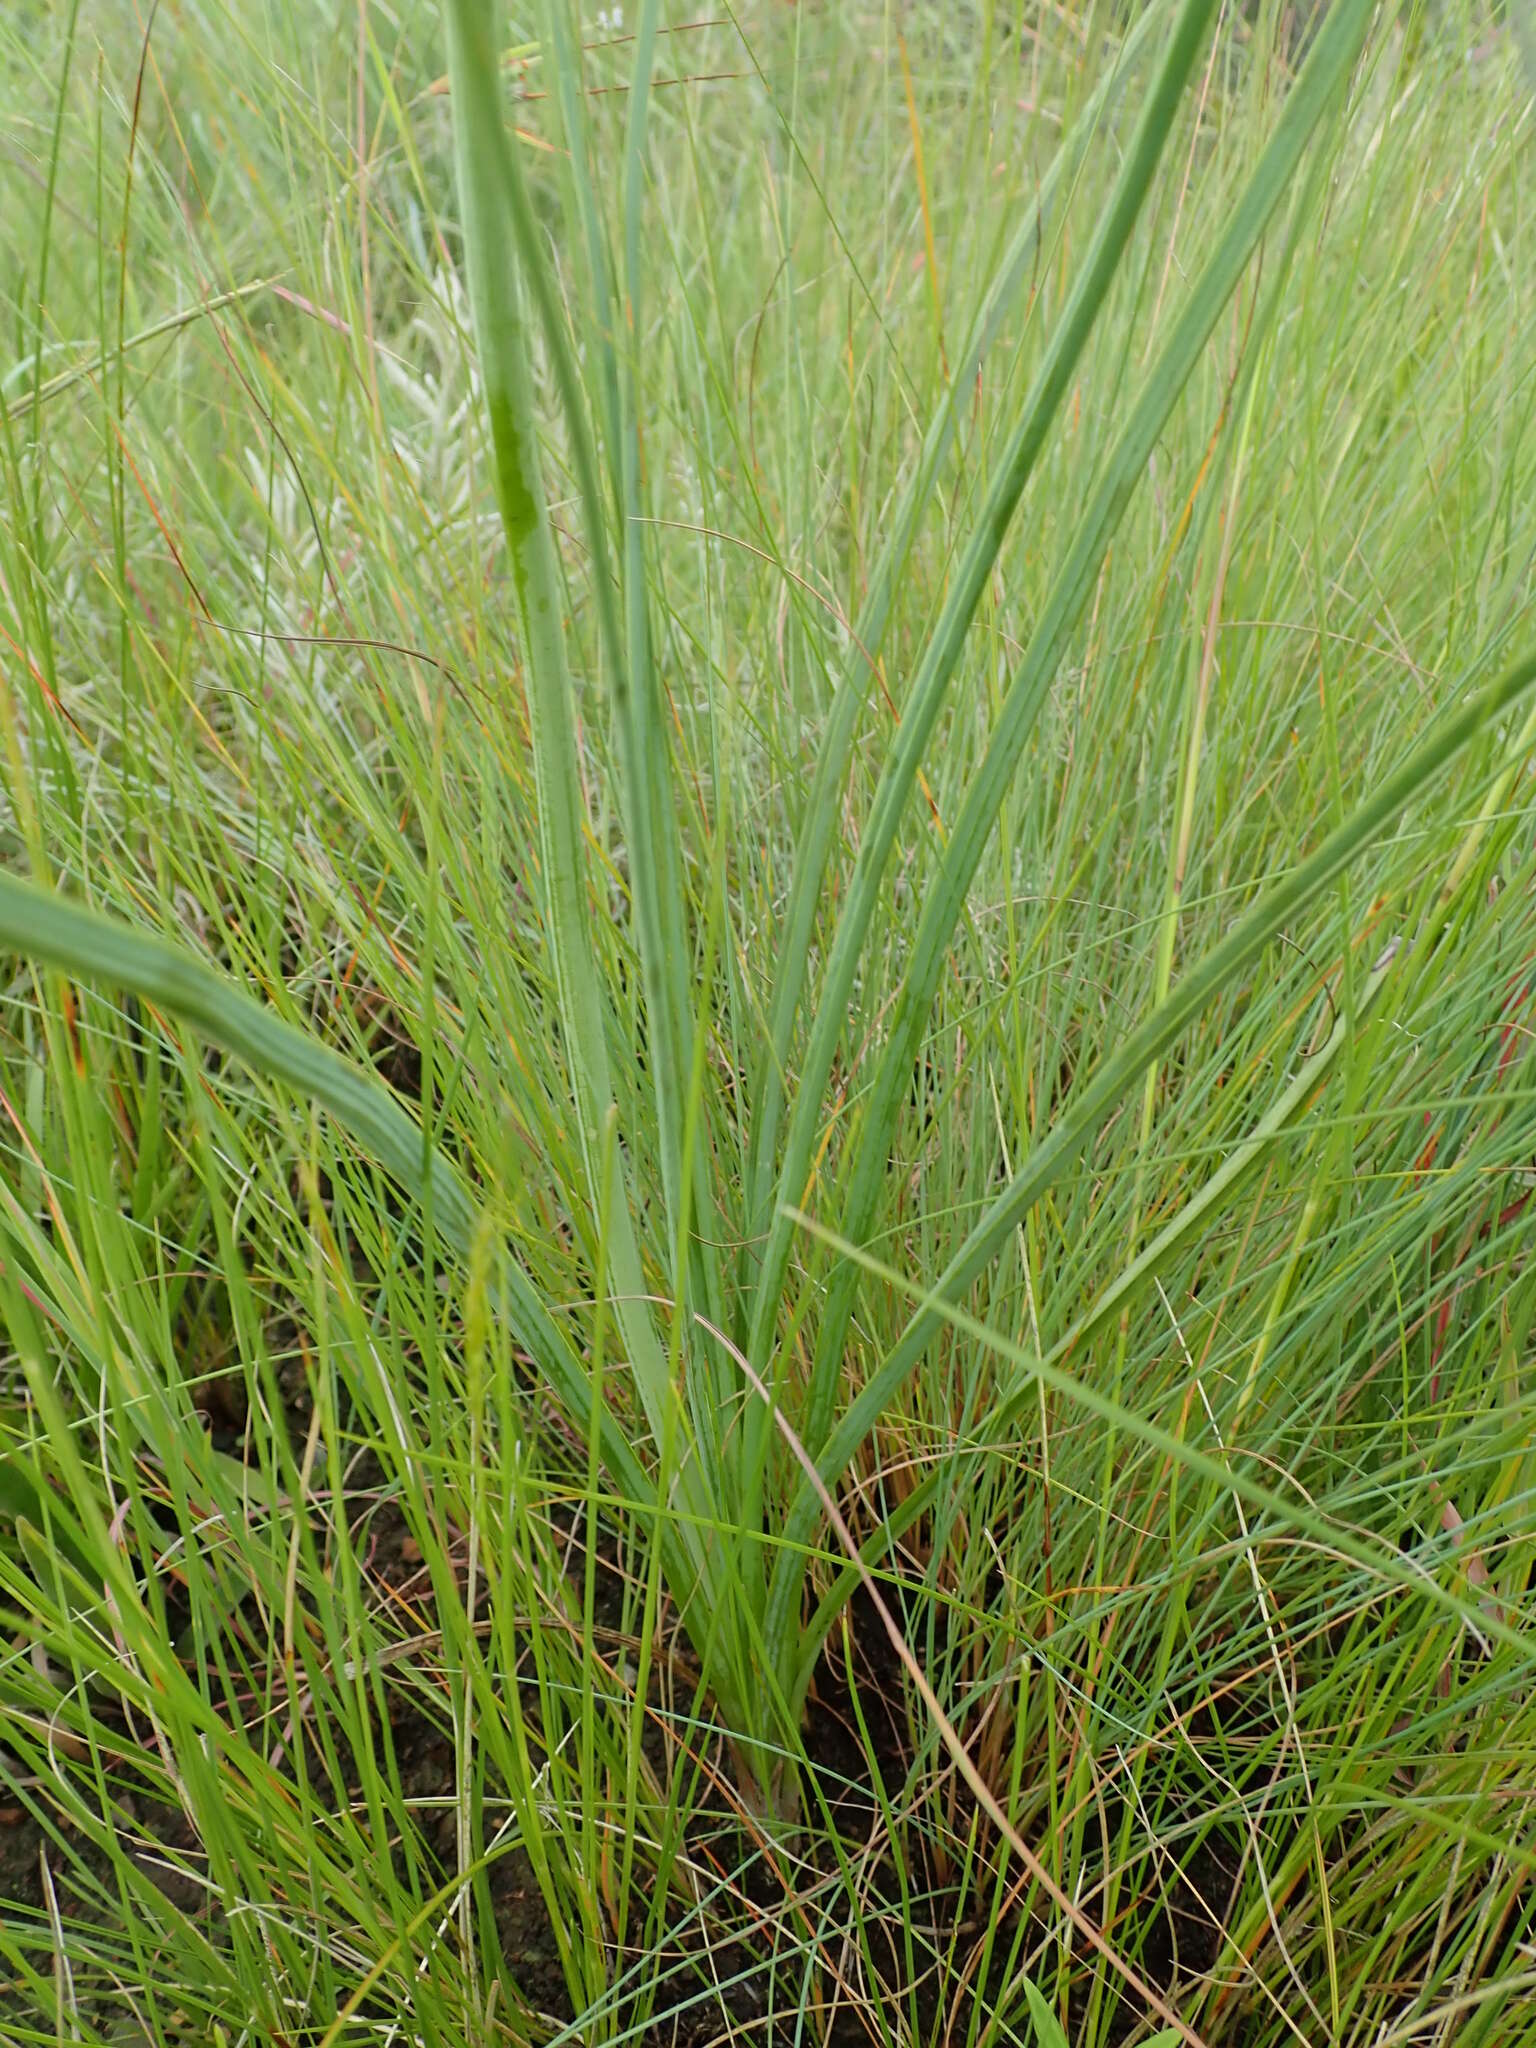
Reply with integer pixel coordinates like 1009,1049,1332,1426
2,2,1536,2044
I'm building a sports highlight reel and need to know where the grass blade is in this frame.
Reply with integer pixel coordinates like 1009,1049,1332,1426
617,0,724,1332
442,0,699,1499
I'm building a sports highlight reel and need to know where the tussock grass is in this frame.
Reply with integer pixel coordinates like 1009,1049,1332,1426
2,2,1535,2044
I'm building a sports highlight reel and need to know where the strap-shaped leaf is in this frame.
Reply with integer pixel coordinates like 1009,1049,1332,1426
441,0,725,1603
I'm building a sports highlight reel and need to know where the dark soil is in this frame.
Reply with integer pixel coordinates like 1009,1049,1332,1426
1,1569,1245,2048
2,1322,1243,2048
